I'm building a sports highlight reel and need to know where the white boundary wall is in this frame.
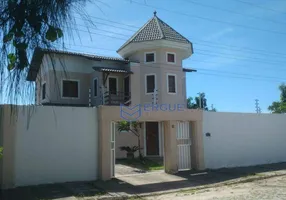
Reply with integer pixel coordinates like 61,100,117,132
203,111,286,169
14,106,98,186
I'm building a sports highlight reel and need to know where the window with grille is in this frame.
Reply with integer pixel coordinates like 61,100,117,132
167,53,175,63
145,52,155,63
108,77,117,95
62,80,79,98
168,75,176,93
146,75,156,94
42,83,46,100
93,78,98,97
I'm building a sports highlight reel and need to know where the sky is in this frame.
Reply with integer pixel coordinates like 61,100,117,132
5,0,286,112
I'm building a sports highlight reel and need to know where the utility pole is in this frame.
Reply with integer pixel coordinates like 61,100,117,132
255,99,261,113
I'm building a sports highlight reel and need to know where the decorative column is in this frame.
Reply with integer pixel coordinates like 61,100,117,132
163,121,178,174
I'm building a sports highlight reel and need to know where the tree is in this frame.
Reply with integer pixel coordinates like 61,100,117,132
187,93,216,111
0,0,92,104
268,83,286,113
0,0,97,161
117,121,144,161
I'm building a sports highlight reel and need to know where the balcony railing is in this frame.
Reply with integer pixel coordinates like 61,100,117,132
104,91,131,106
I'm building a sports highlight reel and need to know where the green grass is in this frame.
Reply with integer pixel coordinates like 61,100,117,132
117,158,164,171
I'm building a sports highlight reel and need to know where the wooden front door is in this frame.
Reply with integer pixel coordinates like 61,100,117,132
146,122,159,156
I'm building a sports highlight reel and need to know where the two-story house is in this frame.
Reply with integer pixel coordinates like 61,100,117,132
27,12,196,158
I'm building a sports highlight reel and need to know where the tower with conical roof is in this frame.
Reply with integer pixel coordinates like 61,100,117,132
118,12,195,106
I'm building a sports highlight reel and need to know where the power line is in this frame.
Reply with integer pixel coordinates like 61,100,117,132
59,46,286,82
180,0,286,25
195,42,286,58
75,14,140,29
74,22,286,59
73,14,286,57
196,72,283,83
66,25,286,65
74,16,136,32
196,68,286,81
195,49,286,64
74,23,133,37
189,59,286,72
194,52,286,66
234,0,286,14
63,37,286,70
126,0,286,36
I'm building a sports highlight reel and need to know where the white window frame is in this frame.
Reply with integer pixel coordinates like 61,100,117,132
166,52,176,64
61,79,80,99
167,73,177,94
93,77,98,98
145,73,157,95
41,82,46,100
107,76,119,94
144,51,156,63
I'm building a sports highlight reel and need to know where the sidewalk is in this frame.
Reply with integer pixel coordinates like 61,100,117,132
1,162,286,200
94,162,286,199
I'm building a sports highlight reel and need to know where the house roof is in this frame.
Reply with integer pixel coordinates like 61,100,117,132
117,12,192,52
183,68,197,72
27,48,134,81
92,67,133,74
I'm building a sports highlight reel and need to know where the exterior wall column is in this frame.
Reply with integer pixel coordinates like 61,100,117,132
191,120,205,170
98,107,112,180
130,65,141,106
163,120,178,173
0,105,17,189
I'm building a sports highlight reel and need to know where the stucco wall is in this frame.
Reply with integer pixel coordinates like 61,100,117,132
13,106,98,187
115,128,144,159
129,48,187,106
203,112,286,169
37,54,128,106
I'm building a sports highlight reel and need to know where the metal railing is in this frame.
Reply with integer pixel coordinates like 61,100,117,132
104,91,131,106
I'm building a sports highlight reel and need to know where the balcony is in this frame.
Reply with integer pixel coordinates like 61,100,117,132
103,91,131,106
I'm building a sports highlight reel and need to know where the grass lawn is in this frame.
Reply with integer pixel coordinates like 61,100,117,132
116,158,164,171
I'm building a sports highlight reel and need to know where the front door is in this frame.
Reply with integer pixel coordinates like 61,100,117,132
146,122,159,156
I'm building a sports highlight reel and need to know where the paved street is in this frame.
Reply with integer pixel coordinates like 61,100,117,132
148,175,286,200
1,163,286,200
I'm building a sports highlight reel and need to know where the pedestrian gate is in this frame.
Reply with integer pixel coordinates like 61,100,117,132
177,122,191,170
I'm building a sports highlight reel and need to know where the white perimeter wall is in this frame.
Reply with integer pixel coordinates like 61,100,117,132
14,106,98,186
203,112,286,169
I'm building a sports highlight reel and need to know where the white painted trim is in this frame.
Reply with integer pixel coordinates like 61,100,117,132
143,122,146,157
166,73,177,95
110,121,116,178
61,79,80,99
144,51,156,63
93,77,98,98
118,40,193,59
166,52,176,64
162,122,165,157
107,76,119,94
145,73,157,95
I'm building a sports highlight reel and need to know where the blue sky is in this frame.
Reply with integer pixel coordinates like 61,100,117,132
9,0,286,112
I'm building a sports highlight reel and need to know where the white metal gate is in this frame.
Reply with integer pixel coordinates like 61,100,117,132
111,121,116,177
177,121,191,171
